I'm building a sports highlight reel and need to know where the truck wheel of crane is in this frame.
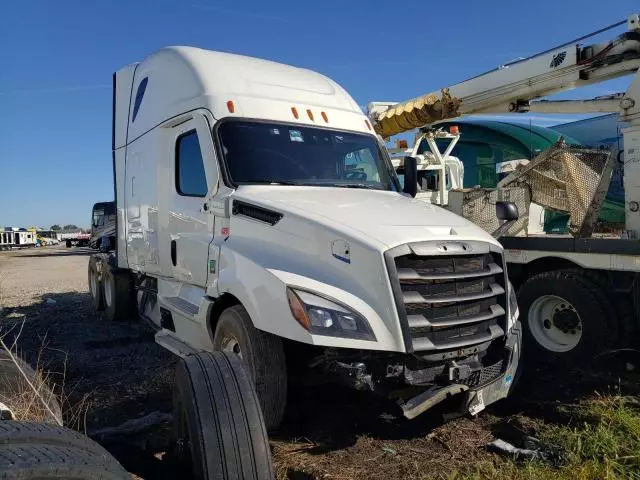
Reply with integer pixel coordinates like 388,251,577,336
88,257,104,312
518,270,617,365
173,351,274,480
101,267,134,322
579,270,636,345
65,240,72,248
213,305,287,431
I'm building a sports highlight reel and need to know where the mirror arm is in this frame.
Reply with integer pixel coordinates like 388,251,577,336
491,220,517,239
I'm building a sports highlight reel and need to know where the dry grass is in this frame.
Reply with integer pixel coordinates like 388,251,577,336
0,278,89,428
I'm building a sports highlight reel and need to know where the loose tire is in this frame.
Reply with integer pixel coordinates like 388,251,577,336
173,351,274,480
101,267,134,322
66,240,72,248
88,257,104,312
518,270,617,364
0,421,129,479
213,305,287,431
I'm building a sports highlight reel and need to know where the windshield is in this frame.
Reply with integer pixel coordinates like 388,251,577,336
217,120,399,190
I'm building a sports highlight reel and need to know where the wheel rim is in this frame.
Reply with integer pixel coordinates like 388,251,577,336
220,335,243,360
104,278,113,308
90,270,97,299
528,294,582,352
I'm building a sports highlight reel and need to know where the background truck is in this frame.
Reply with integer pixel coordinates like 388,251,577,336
368,14,640,364
0,228,37,250
89,201,116,250
89,46,521,447
58,231,91,248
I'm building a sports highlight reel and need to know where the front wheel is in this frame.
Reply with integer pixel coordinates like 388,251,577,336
213,305,287,431
518,270,617,364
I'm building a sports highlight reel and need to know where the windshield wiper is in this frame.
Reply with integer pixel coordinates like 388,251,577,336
338,184,382,190
244,180,304,186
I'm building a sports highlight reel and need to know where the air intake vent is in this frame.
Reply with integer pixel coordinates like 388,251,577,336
232,200,283,226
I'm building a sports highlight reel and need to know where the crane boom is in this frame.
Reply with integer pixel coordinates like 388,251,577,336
369,14,640,138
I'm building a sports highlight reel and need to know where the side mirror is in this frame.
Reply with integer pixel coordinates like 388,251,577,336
492,201,519,239
403,156,418,198
496,201,519,221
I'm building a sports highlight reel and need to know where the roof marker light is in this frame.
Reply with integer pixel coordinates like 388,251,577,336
307,109,314,121
449,125,460,135
291,107,299,119
321,112,329,123
226,100,235,113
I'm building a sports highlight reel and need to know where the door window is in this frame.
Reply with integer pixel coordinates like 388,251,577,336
176,130,208,197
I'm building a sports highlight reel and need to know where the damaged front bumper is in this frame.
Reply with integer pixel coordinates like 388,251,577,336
401,321,522,419
320,321,522,420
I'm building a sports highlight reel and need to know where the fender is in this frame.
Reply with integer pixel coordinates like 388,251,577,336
215,244,404,352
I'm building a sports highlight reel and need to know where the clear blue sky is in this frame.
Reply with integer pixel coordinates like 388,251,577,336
0,0,636,228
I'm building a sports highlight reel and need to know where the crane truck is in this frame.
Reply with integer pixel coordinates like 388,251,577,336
368,14,640,365
88,47,522,437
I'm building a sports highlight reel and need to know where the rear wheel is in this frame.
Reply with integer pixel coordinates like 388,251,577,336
101,267,135,322
213,305,287,431
173,351,274,480
88,257,104,312
519,270,617,364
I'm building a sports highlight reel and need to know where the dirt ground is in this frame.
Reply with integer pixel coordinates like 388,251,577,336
0,247,638,479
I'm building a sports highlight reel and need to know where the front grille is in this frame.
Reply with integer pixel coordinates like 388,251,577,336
386,241,508,353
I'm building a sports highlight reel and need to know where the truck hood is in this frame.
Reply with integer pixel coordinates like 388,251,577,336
232,186,498,249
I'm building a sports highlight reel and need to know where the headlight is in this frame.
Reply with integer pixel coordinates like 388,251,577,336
507,281,519,326
286,287,376,341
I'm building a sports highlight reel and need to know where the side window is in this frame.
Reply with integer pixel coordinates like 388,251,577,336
92,209,104,227
132,77,148,123
176,130,208,197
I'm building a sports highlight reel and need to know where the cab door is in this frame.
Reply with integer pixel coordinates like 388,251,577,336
168,113,219,286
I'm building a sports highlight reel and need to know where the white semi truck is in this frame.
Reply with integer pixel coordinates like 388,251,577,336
89,47,521,433
369,14,640,365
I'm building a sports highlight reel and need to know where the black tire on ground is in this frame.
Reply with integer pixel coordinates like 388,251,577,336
66,240,72,248
101,266,135,322
0,444,129,479
88,256,104,312
213,305,287,431
0,421,110,457
518,270,618,365
173,351,274,480
0,351,62,424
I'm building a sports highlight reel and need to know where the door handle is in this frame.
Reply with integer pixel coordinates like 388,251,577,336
171,240,177,266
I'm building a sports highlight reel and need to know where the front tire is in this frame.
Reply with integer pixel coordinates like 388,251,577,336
213,305,287,431
518,270,617,364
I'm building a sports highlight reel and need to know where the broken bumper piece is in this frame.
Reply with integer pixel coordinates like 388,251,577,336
400,321,521,419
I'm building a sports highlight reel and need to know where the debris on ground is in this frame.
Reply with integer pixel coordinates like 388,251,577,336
90,411,173,442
